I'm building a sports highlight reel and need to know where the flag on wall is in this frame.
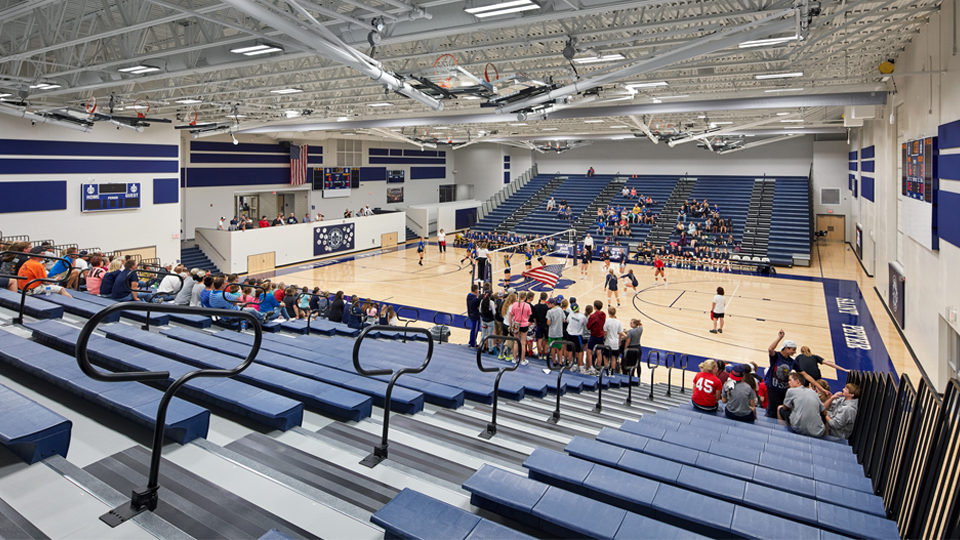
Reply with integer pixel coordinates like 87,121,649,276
290,144,308,185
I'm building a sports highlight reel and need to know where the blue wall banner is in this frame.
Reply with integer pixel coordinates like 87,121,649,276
888,263,906,329
314,223,355,256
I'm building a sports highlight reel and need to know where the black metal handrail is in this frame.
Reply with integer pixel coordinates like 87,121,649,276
676,353,688,393
646,350,660,401
664,352,687,397
297,292,329,330
75,302,262,527
622,345,642,405
546,339,576,423
395,306,420,343
133,269,184,301
476,334,521,438
0,250,75,324
352,325,433,467
592,342,609,413
0,235,29,243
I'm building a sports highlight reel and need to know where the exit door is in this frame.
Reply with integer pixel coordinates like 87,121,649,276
816,214,845,242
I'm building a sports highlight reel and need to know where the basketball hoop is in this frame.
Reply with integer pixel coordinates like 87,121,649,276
484,62,500,83
133,99,150,119
433,54,458,89
84,96,97,115
187,110,198,126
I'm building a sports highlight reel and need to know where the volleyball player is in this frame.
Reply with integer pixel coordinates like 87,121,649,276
605,269,620,307
502,252,512,287
710,286,726,334
535,244,546,266
620,269,639,293
653,254,667,285
580,246,591,276
476,242,489,283
524,247,534,269
417,237,425,266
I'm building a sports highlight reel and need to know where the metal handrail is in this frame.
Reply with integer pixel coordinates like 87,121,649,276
75,302,262,527
592,342,609,412
0,251,75,324
396,306,420,342
676,353,689,394
622,345,643,405
476,334,521,439
297,292,329,331
547,339,576,422
352,325,434,467
665,352,675,397
647,350,660,401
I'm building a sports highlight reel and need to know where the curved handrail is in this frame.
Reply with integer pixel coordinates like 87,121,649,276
676,353,689,394
0,250,75,324
297,292,328,331
547,339,576,422
352,325,434,467
76,302,262,526
477,334,521,438
665,352,675,397
133,269,184,302
395,306,420,343
647,350,660,401
622,345,643,405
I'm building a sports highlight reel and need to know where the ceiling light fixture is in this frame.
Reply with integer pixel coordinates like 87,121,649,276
462,96,481,100
584,119,604,123
764,87,804,93
625,81,668,89
118,65,159,75
541,127,558,131
754,71,803,80
573,53,625,64
230,43,283,56
776,112,791,116
609,125,629,128
336,116,349,122
509,123,528,126
285,110,302,118
465,0,540,18
655,94,689,100
367,102,394,107
118,65,148,73
271,88,303,94
780,119,804,123
175,98,203,104
738,35,798,48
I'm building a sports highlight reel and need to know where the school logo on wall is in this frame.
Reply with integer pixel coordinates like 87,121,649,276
314,223,355,256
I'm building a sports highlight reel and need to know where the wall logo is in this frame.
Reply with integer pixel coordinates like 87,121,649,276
314,223,355,256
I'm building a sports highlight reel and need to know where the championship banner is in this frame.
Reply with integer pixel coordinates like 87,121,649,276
314,223,355,256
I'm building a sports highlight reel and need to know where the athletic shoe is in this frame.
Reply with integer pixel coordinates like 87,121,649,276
521,358,529,366
709,329,718,334
718,329,723,333
570,365,579,373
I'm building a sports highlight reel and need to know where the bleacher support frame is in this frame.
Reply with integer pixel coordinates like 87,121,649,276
847,371,960,538
75,302,263,528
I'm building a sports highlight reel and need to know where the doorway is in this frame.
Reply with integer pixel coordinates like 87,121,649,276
235,195,259,220
278,193,295,219
816,214,845,242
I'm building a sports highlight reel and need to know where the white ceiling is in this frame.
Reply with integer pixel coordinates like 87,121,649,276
0,0,935,151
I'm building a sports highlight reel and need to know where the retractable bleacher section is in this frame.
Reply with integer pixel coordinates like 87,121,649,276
515,174,614,236
664,176,753,246
471,174,553,232
768,176,812,266
588,176,678,243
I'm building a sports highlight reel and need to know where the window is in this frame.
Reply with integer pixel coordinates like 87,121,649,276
337,139,362,167
439,184,456,203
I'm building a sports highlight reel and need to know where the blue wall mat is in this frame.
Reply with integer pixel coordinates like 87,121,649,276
403,149,440,157
939,119,960,149
861,176,875,201
0,181,67,213
849,151,858,160
183,167,289,187
861,160,875,173
190,153,290,164
503,155,510,162
504,172,510,184
0,139,177,158
191,141,285,153
153,178,179,204
455,208,477,230
938,190,960,248
369,157,446,165
411,166,446,180
359,167,387,181
848,162,857,171
0,159,177,175
939,154,960,181
861,145,875,159
369,148,389,156
390,149,403,156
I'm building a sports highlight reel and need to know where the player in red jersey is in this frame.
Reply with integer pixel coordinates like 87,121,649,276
653,255,667,286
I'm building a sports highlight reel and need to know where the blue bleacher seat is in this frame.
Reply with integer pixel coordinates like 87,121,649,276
27,320,304,431
371,488,534,540
69,291,170,325
768,176,811,265
472,175,553,232
0,382,71,463
29,293,122,323
0,328,208,444
0,289,63,320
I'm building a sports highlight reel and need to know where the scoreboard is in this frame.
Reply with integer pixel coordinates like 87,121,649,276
902,137,935,202
81,182,140,212
314,167,359,198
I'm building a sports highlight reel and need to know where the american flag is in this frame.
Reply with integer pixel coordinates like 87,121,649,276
290,144,308,186
522,263,565,288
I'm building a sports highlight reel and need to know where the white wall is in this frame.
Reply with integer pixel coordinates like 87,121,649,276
0,117,181,262
195,212,406,273
534,137,815,177
182,135,454,239
453,143,505,202
852,1,960,390
811,141,852,239
408,200,482,234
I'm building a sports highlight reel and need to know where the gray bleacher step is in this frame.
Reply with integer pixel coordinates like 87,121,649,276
84,445,316,539
493,394,640,427
0,494,53,540
470,403,610,437
388,414,531,469
429,408,569,452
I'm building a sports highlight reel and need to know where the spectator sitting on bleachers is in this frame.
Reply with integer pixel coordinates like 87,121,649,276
823,383,860,439
109,259,141,301
0,241,32,292
766,330,796,417
692,359,723,413
722,363,758,423
621,186,630,197
152,263,183,302
47,247,81,290
84,256,107,296
17,247,73,298
546,197,556,211
257,283,284,322
198,275,215,307
173,268,196,305
778,371,826,437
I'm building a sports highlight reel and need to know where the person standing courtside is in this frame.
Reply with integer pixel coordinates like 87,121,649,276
437,229,446,253
475,242,489,283
710,286,726,334
466,284,481,347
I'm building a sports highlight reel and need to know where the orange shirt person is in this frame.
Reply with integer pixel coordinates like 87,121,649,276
17,247,72,297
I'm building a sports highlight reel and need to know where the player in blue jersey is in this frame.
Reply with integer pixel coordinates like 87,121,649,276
417,237,425,266
535,245,546,266
503,252,512,286
524,248,534,269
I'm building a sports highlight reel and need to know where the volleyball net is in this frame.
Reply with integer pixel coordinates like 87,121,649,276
484,228,577,286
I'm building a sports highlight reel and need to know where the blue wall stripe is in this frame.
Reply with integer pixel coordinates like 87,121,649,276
861,176,875,201
369,157,446,165
190,141,322,154
191,153,290,164
939,153,960,181
0,158,177,174
153,178,179,204
938,190,960,248
862,146,875,159
861,160,875,173
410,166,446,180
939,119,960,150
184,167,290,187
389,149,403,156
359,167,387,181
503,172,510,184
0,181,67,213
0,139,177,158
849,151,858,160
503,155,511,162
368,148,389,156
403,149,439,157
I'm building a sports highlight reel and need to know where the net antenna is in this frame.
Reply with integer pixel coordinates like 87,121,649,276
487,228,577,289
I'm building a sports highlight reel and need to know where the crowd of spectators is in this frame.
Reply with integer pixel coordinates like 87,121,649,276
218,204,378,231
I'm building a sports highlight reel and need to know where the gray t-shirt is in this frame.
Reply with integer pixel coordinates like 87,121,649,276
723,380,757,417
625,326,643,348
784,386,825,437
190,282,205,307
566,313,587,337
827,397,859,439
546,307,565,338
174,276,195,305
